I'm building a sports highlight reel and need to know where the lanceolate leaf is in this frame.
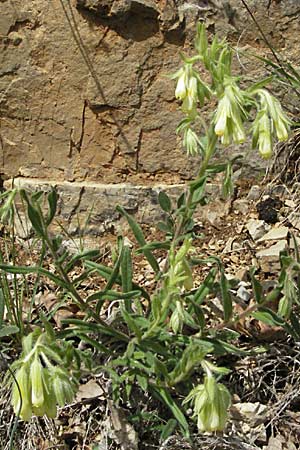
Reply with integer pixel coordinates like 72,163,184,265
121,245,133,294
85,260,150,300
151,386,190,438
47,188,58,226
0,264,67,288
27,202,45,237
220,268,232,322
86,290,141,303
61,318,129,341
0,288,4,328
65,249,100,273
193,268,217,304
252,308,285,327
250,268,264,304
0,325,19,338
121,308,142,339
116,206,159,273
158,191,172,213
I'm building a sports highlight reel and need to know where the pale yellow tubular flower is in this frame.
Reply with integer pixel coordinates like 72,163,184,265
30,354,44,409
12,365,33,421
175,67,188,100
185,128,200,156
258,89,290,142
276,116,289,141
232,117,246,144
258,113,273,159
214,95,230,136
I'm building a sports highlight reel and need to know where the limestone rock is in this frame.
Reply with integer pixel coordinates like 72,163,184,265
246,219,270,241
256,240,287,258
256,240,287,272
258,226,289,242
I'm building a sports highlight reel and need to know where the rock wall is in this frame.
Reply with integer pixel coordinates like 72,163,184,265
0,0,299,233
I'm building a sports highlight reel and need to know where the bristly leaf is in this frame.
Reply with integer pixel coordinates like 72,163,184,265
46,188,58,226
252,307,285,327
121,309,142,339
160,419,177,442
151,386,190,438
220,268,232,322
0,264,67,289
65,249,100,273
27,201,45,237
193,268,217,305
85,260,150,300
177,192,186,209
0,325,19,338
116,206,160,274
0,288,4,328
250,267,264,304
121,245,133,301
158,191,172,213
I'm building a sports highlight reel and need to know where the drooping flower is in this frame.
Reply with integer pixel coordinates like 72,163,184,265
184,128,201,156
214,81,247,145
183,373,231,432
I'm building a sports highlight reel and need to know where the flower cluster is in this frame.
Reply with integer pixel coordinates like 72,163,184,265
174,64,211,119
214,79,248,146
173,22,291,161
167,239,194,333
184,372,231,432
252,89,291,159
9,329,78,421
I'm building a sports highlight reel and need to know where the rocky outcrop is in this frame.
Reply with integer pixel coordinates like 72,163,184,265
0,0,299,231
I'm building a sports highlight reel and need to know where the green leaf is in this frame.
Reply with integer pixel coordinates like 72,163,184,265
190,177,207,206
151,386,190,438
220,268,232,322
121,245,133,295
137,241,171,252
193,268,217,304
65,249,100,273
222,162,233,198
157,221,172,233
61,319,129,341
0,325,19,338
85,260,150,300
160,419,177,442
0,288,4,328
0,264,67,288
116,206,159,273
46,188,58,225
86,290,141,303
250,268,264,304
177,192,186,209
72,332,109,353
27,201,45,236
158,191,172,213
121,309,142,339
252,308,285,327
170,342,213,385
136,374,148,392
247,76,274,94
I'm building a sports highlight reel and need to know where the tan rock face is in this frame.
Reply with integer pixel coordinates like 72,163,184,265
0,0,299,229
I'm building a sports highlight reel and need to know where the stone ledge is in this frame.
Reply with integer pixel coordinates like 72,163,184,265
4,177,188,237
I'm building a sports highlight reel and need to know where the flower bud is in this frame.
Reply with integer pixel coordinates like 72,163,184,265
184,128,201,156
